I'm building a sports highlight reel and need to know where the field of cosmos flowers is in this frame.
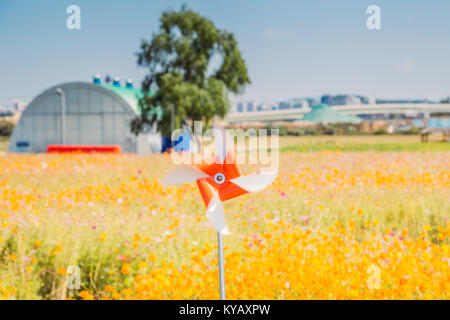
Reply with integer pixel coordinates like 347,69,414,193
0,136,449,300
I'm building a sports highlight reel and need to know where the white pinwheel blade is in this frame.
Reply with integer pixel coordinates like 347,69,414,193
230,170,278,193
161,165,208,186
214,127,233,164
206,193,230,235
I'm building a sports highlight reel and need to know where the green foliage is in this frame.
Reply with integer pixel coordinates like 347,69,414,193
277,126,288,136
374,128,387,135
345,125,357,134
0,137,9,152
304,128,318,135
287,129,302,136
0,120,14,137
440,96,450,103
396,127,420,135
319,124,336,135
132,5,250,136
281,141,450,152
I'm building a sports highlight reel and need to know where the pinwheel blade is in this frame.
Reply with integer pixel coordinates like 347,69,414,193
214,127,233,164
206,193,230,235
161,165,209,186
229,170,278,193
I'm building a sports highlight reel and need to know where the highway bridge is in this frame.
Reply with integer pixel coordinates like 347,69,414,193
226,103,450,123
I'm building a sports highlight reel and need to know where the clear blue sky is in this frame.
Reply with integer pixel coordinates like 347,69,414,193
1,0,449,107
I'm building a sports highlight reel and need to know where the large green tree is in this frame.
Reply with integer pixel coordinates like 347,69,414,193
131,6,250,136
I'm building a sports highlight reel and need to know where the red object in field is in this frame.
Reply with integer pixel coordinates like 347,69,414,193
46,145,122,154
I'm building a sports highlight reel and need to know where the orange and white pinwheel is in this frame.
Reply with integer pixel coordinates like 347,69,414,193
162,129,277,234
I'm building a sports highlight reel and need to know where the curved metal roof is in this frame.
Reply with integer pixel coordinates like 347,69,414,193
98,83,143,115
98,83,162,119
20,82,139,117
18,81,163,120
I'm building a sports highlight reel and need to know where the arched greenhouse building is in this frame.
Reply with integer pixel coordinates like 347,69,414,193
8,81,162,153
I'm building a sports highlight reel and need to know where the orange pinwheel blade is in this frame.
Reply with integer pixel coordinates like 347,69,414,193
217,181,248,201
195,144,249,201
196,179,215,207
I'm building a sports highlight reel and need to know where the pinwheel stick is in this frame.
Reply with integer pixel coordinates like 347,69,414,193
162,129,278,300
217,231,226,300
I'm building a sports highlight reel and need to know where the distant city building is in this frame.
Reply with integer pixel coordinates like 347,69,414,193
246,101,255,112
290,99,309,109
231,94,377,114
306,98,320,107
0,104,9,115
321,95,334,105
256,102,273,111
321,94,362,106
278,101,291,110
12,99,28,112
356,95,375,105
345,95,362,105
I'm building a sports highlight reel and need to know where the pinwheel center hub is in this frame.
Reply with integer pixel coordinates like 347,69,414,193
213,173,226,185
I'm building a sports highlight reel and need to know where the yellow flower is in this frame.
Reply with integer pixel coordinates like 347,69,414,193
1,148,449,299
148,253,156,263
112,292,121,299
121,263,132,275
104,285,114,292
79,291,94,300
9,254,16,261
